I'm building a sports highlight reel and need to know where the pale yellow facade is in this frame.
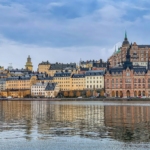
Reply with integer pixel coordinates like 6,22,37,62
53,76,71,91
38,64,50,74
71,77,85,91
6,76,37,90
85,75,104,89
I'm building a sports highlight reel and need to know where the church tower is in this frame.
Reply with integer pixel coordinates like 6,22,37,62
25,55,33,71
122,31,130,47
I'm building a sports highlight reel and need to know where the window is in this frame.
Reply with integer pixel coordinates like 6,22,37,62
126,72,130,76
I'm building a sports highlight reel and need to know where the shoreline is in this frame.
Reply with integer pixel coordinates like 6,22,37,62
1,98,150,101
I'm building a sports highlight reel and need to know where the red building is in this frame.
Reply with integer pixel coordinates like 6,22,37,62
105,44,150,98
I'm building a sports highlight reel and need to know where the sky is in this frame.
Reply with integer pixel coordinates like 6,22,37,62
0,0,150,70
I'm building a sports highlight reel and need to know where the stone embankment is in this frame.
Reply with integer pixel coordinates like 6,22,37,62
0,98,150,101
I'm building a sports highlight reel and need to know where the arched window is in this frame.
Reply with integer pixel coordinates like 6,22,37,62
134,79,137,83
138,79,141,83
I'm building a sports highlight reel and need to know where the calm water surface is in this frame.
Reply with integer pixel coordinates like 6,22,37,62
0,101,150,150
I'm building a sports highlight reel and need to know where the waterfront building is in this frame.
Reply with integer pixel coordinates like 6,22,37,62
37,76,53,83
31,82,48,97
5,75,37,90
25,55,33,71
71,74,85,91
85,70,105,90
45,83,60,98
53,72,71,91
108,32,150,68
105,43,150,98
0,89,30,98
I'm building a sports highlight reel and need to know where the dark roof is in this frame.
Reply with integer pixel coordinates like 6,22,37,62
45,83,57,91
80,67,89,71
9,69,32,73
38,76,53,80
138,45,150,48
109,67,124,74
85,70,104,76
54,72,71,77
133,66,147,73
39,61,50,65
6,76,31,81
93,62,107,67
0,74,7,76
49,63,76,70
72,74,85,78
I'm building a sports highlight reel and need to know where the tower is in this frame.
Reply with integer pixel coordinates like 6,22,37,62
122,31,130,47
25,55,33,71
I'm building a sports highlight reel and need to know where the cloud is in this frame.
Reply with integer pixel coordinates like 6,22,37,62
0,0,150,70
0,35,117,70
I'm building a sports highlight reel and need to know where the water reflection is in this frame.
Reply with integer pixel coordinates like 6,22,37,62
0,101,150,143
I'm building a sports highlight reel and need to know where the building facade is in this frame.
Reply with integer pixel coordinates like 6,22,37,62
108,32,150,68
85,70,104,90
105,43,150,98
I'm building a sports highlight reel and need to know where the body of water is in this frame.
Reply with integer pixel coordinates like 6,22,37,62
0,101,150,150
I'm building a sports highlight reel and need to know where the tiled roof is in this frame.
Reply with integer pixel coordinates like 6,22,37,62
6,76,31,81
72,74,85,78
49,63,76,70
45,83,57,91
38,76,53,80
133,67,147,73
54,72,71,77
80,67,89,71
85,70,104,76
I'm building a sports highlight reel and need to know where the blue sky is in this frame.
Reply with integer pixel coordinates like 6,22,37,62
0,0,150,70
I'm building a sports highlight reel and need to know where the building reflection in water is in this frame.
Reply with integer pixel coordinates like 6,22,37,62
0,101,150,142
105,105,150,142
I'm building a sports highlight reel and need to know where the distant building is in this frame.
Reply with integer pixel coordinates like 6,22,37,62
25,55,33,71
38,62,77,76
0,79,6,91
108,32,150,68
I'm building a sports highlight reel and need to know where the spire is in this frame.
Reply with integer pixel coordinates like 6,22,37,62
125,30,127,39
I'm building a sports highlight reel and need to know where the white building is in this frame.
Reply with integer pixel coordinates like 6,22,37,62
31,82,47,97
31,82,60,98
85,70,104,90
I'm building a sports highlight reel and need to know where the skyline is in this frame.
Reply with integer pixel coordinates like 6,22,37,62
1,0,150,69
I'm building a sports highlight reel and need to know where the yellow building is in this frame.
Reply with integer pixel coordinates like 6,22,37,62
38,61,51,73
25,55,33,71
0,66,4,71
53,72,71,91
38,62,77,76
6,76,37,90
1,89,30,98
71,74,85,90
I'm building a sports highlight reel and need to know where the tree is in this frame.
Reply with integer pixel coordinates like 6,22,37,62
76,91,81,97
64,91,69,97
100,90,104,96
86,90,92,97
69,91,74,97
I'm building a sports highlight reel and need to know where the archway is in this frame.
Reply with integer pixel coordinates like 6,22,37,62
112,91,115,97
120,91,123,98
116,91,119,97
126,90,130,97
138,91,141,97
143,91,145,96
134,91,137,97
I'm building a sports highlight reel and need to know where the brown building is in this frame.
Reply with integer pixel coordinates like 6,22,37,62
108,32,150,68
105,44,150,98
